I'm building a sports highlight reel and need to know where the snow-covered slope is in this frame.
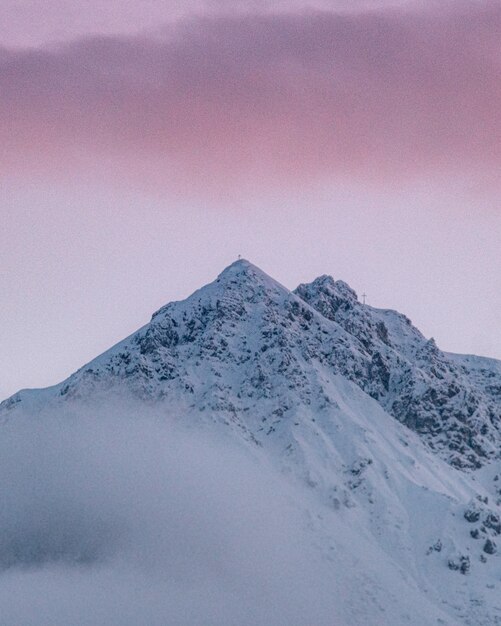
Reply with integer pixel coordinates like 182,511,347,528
295,275,501,469
2,259,501,625
5,259,499,469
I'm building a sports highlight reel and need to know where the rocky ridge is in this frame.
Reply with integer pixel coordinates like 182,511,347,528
2,259,500,470
3,259,501,624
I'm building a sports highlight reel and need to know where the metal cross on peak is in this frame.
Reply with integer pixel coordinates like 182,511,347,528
362,293,367,305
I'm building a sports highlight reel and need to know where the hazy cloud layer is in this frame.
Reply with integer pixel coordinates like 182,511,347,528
1,2,500,193
0,1,428,48
0,407,344,626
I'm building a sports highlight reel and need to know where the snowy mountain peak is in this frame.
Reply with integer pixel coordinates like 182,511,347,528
151,258,287,322
296,275,360,320
302,274,359,303
216,257,265,281
212,257,290,298
2,260,500,470
3,260,501,625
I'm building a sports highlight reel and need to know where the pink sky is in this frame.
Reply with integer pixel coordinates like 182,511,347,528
0,1,500,399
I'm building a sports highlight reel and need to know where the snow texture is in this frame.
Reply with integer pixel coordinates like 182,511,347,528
1,259,501,625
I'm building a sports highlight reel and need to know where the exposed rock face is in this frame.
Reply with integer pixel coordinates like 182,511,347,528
295,274,501,469
2,259,500,469
2,259,501,625
483,539,497,555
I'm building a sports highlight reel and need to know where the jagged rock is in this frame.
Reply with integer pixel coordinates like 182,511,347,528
484,513,501,535
448,555,470,574
464,508,481,523
1,259,501,624
2,259,500,470
295,271,501,469
483,539,496,555
426,540,443,554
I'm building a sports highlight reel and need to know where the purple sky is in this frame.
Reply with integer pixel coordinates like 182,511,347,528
1,0,500,399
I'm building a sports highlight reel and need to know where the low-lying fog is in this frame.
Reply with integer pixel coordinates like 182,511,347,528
0,406,342,625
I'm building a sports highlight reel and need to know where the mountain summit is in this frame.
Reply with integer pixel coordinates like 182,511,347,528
4,259,499,470
2,259,501,624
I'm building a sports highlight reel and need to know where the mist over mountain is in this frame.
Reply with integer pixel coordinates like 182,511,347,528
2,260,501,625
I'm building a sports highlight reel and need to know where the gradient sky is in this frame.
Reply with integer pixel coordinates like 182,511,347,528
1,0,500,400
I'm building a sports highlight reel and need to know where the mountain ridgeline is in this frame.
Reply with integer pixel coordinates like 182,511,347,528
4,259,500,470
3,259,501,625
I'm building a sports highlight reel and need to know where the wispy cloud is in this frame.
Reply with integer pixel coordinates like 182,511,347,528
1,2,500,194
0,406,343,625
